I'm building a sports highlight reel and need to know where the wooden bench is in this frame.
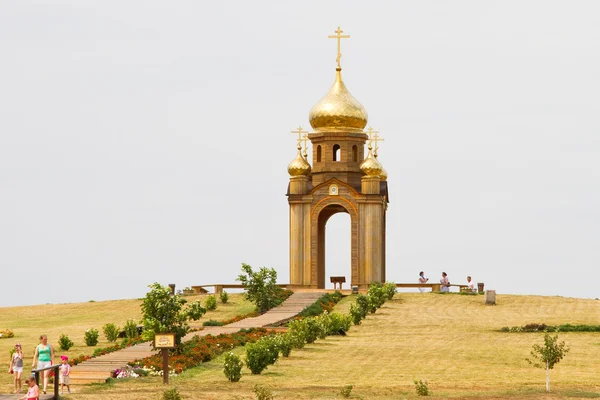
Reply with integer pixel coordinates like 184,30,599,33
395,283,469,292
330,276,346,290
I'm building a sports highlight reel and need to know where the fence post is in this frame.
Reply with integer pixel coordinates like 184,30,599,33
53,365,59,399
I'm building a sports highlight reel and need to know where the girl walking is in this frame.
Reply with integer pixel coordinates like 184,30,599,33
8,343,24,393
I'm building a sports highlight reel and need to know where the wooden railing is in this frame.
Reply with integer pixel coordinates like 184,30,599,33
190,283,289,294
32,364,61,400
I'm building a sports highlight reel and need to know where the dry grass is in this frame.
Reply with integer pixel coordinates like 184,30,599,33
62,293,600,400
0,294,254,392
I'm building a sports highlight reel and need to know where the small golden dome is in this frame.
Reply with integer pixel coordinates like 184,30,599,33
309,69,368,132
379,166,388,181
360,148,383,178
288,148,311,177
374,154,387,181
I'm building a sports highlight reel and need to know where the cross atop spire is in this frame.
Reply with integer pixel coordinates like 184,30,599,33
366,127,384,156
328,26,350,70
291,126,310,151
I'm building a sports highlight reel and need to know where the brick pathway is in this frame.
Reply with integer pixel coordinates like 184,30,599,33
68,292,323,384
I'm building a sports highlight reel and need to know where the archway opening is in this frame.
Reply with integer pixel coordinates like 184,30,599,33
318,207,351,289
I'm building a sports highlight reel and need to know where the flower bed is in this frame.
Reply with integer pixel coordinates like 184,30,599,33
500,323,600,333
129,328,275,374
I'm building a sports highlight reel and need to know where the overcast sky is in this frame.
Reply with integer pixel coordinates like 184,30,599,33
1,1,599,307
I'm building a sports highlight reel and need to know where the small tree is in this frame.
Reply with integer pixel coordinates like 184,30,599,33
141,282,206,348
103,323,120,342
526,333,570,392
237,263,282,314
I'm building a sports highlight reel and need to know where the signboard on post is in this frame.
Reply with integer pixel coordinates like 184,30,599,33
154,333,176,384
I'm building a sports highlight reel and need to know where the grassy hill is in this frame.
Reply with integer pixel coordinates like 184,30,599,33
63,292,600,400
0,294,254,392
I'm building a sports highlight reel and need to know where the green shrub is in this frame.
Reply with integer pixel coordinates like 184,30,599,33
304,318,321,344
223,352,242,382
220,291,229,304
368,283,386,310
245,341,271,374
276,333,293,357
162,387,183,400
103,323,120,342
58,334,74,351
383,282,397,300
414,379,430,396
261,336,280,365
340,385,353,398
124,319,139,339
349,304,363,325
205,295,217,311
315,314,329,340
325,312,352,335
84,328,99,346
253,385,274,400
0,329,15,339
237,263,287,313
202,320,225,326
356,294,369,318
288,319,307,346
287,320,307,349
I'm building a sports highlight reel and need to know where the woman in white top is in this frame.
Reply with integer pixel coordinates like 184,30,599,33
440,272,450,292
418,271,429,292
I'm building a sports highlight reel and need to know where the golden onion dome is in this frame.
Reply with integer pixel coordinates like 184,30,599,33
309,69,368,132
360,147,383,178
288,147,311,177
379,166,388,181
374,154,387,181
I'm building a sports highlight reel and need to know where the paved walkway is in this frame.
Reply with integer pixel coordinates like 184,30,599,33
0,394,54,400
68,292,322,384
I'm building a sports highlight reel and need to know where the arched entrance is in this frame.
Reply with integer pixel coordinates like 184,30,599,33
312,202,359,289
324,212,351,289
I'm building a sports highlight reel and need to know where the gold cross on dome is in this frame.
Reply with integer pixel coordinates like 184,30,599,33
291,126,309,149
366,126,384,155
372,132,384,157
328,26,350,70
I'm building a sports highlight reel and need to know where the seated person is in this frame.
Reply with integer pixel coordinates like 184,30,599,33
466,276,476,292
440,272,450,292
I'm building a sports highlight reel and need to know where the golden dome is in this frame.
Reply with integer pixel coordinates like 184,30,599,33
374,154,387,181
309,69,368,132
379,166,388,181
360,147,383,178
288,147,311,177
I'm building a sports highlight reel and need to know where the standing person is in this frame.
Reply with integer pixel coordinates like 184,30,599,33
18,377,39,400
59,356,71,394
466,276,476,292
440,272,450,292
32,335,54,394
418,271,429,292
9,343,24,393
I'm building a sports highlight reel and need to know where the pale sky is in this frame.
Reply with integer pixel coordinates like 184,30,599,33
1,1,599,307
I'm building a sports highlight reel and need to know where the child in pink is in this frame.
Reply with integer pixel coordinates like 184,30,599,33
18,377,39,400
59,356,71,394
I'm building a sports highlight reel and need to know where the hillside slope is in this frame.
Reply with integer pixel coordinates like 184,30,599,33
67,293,600,399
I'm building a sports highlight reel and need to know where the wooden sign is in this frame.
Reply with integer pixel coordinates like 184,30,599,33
154,333,175,349
154,333,176,384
